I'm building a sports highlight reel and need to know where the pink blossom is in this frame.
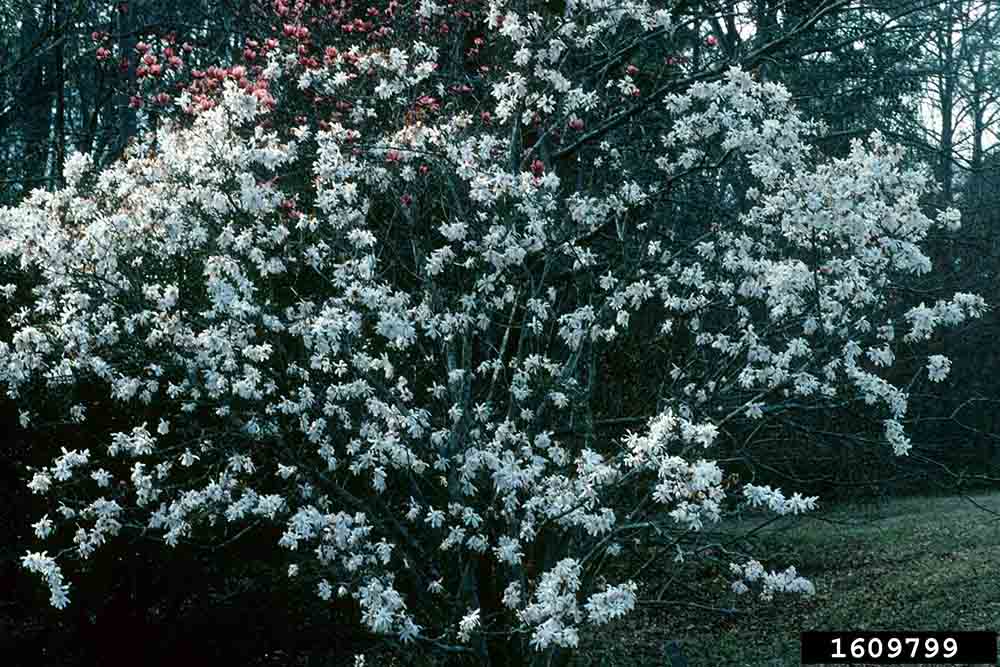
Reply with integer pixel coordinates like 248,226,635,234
251,88,275,109
195,95,214,112
416,96,440,111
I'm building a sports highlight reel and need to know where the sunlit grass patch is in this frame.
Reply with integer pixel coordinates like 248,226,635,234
575,493,1000,666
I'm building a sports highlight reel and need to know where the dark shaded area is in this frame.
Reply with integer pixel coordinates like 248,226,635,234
0,398,374,666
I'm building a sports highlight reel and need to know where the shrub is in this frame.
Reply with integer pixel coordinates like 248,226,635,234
5,1,982,663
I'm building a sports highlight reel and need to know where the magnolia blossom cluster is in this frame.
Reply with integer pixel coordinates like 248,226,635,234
514,558,637,650
2,0,981,659
22,551,71,609
730,560,815,601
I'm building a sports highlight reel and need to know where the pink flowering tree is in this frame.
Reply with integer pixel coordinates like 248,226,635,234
5,0,984,664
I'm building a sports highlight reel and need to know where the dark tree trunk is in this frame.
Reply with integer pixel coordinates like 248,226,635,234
52,0,65,187
17,4,54,187
113,3,137,161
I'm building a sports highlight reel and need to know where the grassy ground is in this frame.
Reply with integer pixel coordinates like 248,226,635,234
574,493,1000,666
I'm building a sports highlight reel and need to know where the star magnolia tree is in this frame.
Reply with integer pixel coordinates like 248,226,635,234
5,0,985,663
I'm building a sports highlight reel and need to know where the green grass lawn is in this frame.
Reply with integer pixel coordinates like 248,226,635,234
574,493,1000,666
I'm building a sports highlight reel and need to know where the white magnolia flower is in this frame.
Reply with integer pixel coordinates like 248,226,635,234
458,608,480,642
